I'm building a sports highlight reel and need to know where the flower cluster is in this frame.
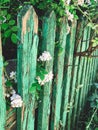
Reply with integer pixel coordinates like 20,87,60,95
66,10,74,22
36,71,53,86
5,88,23,108
4,70,23,108
38,51,52,61
10,93,23,108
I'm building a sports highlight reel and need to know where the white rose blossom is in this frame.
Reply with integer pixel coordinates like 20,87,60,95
10,94,23,108
36,71,53,85
38,51,52,61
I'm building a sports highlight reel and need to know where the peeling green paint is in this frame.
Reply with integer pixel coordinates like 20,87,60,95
17,6,38,130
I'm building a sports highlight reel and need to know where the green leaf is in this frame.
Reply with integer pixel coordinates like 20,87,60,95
4,61,8,67
36,84,41,91
1,23,8,30
1,0,10,4
29,83,37,93
7,14,11,20
4,30,11,38
40,67,48,74
5,80,12,87
39,74,45,80
9,20,15,25
2,10,7,16
11,26,18,32
11,33,17,44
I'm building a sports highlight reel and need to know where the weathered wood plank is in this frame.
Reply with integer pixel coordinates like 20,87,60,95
0,27,6,130
37,11,56,130
75,27,90,128
60,20,77,130
66,20,84,130
71,26,88,129
79,27,91,108
50,18,67,130
17,5,38,130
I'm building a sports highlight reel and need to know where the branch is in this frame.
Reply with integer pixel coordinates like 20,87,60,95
75,45,98,57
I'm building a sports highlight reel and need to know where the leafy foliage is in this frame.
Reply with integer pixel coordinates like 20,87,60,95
88,83,98,108
0,0,98,48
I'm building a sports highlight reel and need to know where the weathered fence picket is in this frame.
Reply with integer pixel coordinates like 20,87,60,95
60,20,77,129
79,27,91,109
50,18,67,130
72,26,89,129
76,27,90,118
75,28,90,129
37,11,56,130
0,5,98,130
67,20,84,130
17,6,38,130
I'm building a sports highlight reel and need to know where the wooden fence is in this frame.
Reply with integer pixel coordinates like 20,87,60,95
0,5,98,130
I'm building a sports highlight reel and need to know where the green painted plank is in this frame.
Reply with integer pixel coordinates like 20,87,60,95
60,20,77,130
78,27,91,112
37,11,56,130
17,5,38,130
75,27,91,127
80,28,91,108
50,18,67,130
80,28,91,104
0,28,6,130
86,58,93,92
71,26,88,129
66,20,84,130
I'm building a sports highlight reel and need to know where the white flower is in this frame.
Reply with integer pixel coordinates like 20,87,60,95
66,10,74,22
10,94,23,108
10,71,17,83
77,0,84,6
10,71,16,79
36,71,53,85
38,51,52,61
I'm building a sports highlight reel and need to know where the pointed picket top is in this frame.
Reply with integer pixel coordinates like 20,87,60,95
17,5,38,130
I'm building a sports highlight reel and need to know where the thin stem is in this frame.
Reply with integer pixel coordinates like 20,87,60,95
86,108,97,129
